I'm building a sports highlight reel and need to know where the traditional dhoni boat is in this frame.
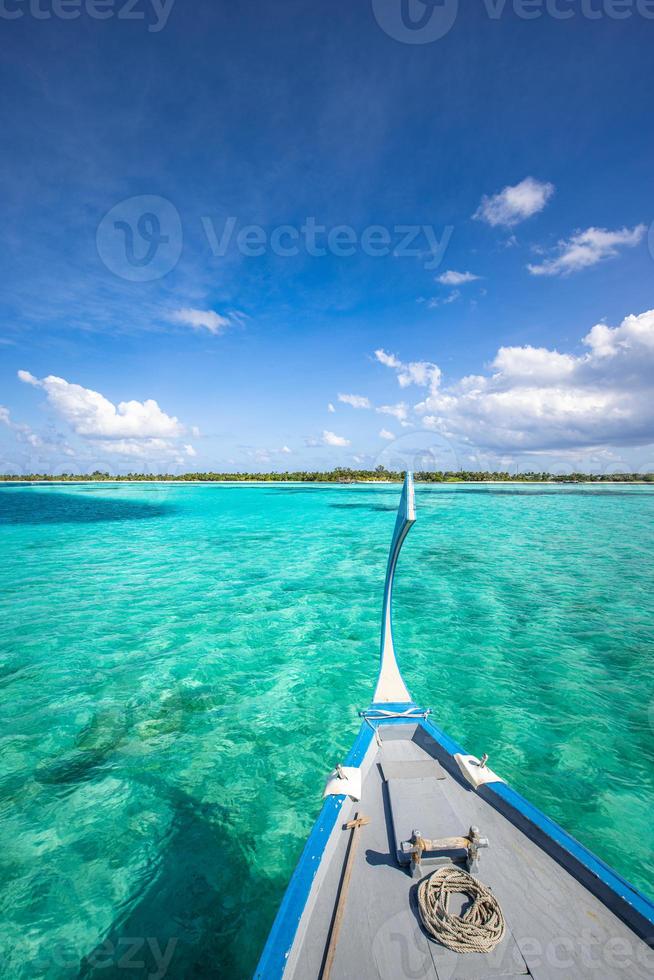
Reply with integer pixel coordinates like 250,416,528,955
255,474,654,979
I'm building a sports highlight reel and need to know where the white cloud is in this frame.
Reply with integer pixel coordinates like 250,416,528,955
492,345,576,382
379,428,395,440
246,445,292,463
18,371,183,439
98,438,183,459
338,393,371,409
584,310,654,358
327,402,336,413
322,430,351,447
437,270,480,286
428,290,460,308
412,308,654,452
0,403,43,448
377,403,409,423
18,371,194,465
169,308,231,335
374,350,401,369
528,225,646,277
474,177,554,227
374,349,441,392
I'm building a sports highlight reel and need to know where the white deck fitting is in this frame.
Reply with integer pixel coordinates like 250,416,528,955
455,753,506,789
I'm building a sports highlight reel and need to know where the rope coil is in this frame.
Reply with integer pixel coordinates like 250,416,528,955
417,866,506,954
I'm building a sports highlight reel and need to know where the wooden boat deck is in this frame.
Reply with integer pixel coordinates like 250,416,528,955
286,724,653,980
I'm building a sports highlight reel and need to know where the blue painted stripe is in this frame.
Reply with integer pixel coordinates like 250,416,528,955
254,723,375,979
343,719,376,766
483,780,654,939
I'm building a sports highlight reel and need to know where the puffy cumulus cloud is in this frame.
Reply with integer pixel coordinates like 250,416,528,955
528,225,645,277
584,311,654,358
374,349,441,392
18,371,183,439
322,430,350,447
491,346,576,382
379,428,395,440
168,308,231,334
18,371,195,465
474,177,554,228
409,309,654,452
338,393,371,409
327,403,336,413
437,270,480,286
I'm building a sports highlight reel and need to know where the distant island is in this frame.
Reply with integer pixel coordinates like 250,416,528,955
1,468,653,484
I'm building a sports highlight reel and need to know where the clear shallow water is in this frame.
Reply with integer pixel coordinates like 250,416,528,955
1,482,653,978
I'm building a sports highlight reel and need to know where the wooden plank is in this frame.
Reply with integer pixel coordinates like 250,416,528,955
319,813,370,980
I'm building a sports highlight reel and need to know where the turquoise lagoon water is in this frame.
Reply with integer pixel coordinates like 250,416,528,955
1,482,653,977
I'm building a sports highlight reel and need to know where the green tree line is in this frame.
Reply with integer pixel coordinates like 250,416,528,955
1,467,653,483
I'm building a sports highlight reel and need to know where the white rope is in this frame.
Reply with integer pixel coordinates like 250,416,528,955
417,866,506,954
360,707,431,738
361,707,431,719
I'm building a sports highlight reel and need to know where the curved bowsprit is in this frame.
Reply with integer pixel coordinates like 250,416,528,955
372,471,416,705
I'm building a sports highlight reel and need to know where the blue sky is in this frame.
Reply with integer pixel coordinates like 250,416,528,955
1,1,654,474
